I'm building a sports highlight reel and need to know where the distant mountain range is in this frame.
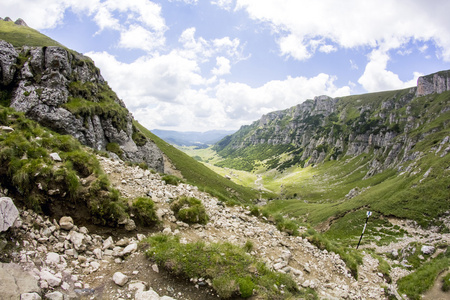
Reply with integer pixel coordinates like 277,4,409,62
152,129,236,147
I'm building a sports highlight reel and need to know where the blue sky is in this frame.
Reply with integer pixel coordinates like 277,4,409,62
2,0,450,131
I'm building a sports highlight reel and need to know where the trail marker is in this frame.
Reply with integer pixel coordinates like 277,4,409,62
356,211,371,249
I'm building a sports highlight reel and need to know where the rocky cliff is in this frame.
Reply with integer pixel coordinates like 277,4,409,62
0,40,164,172
214,70,450,176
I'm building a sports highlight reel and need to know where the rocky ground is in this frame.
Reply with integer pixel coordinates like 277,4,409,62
1,156,449,299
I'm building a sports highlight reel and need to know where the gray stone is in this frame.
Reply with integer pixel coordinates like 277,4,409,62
0,197,19,232
40,270,61,287
68,230,85,250
0,40,19,86
44,291,64,300
421,245,435,255
103,236,114,250
122,243,138,256
59,216,74,230
0,263,41,299
20,293,41,300
135,289,160,300
113,272,128,286
45,252,60,265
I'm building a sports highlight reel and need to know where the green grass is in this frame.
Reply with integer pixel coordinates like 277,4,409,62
144,234,310,299
397,248,450,299
0,20,64,48
135,122,275,205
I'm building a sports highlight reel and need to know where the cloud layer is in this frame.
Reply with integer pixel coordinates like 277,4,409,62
2,0,450,131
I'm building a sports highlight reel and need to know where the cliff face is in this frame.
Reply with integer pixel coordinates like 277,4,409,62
0,40,164,172
214,70,450,176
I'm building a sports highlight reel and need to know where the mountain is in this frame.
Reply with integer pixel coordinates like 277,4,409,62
0,21,164,172
213,70,450,228
152,129,235,147
0,18,261,220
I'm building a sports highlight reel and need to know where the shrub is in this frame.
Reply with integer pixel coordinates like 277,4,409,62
132,197,158,226
170,196,209,225
132,131,147,146
106,142,123,158
162,174,184,186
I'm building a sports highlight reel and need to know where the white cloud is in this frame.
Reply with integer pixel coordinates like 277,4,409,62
118,24,165,52
235,0,450,61
358,49,421,92
211,0,234,11
319,44,337,54
212,57,231,76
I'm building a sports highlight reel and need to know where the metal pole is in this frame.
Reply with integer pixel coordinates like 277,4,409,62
356,211,371,249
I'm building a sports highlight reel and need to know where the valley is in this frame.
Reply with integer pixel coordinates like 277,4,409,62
1,17,450,300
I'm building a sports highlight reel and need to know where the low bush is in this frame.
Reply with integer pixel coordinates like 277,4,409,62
144,234,301,299
106,142,123,158
170,196,209,225
131,197,158,226
162,174,184,186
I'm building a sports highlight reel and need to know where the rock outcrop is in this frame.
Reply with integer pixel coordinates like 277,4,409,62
214,70,450,176
416,70,450,96
0,40,164,172
0,197,19,232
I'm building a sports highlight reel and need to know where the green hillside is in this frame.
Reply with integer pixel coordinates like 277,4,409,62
207,85,450,242
0,20,63,47
135,122,273,205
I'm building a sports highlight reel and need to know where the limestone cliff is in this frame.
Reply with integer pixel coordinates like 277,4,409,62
0,40,164,172
214,70,450,176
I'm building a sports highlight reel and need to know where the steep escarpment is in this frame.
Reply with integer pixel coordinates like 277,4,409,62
214,71,450,177
0,39,164,172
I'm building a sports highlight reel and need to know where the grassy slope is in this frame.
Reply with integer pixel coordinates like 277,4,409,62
0,20,63,47
189,90,450,245
135,122,275,205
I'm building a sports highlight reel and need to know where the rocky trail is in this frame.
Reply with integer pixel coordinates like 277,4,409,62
1,156,449,299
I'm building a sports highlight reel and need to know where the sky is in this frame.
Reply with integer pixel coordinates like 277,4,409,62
2,0,450,132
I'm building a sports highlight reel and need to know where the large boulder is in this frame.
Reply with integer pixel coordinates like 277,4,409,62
0,263,41,299
0,197,19,232
0,40,18,86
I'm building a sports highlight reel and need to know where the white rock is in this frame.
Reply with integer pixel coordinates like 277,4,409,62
162,227,172,235
103,236,114,250
44,291,64,300
122,243,138,256
49,153,62,162
421,245,435,255
45,252,60,265
59,216,74,230
128,280,147,292
20,293,41,300
68,231,85,250
90,261,100,272
93,248,102,260
135,289,160,300
113,272,128,286
152,264,159,273
0,197,19,232
61,281,70,290
40,270,61,287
